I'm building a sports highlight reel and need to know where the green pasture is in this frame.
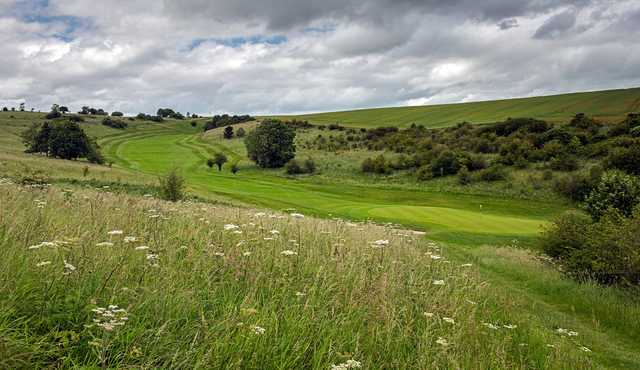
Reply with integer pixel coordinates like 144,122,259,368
269,87,640,128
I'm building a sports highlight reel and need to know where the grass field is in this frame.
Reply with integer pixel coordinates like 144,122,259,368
268,87,640,128
2,108,640,368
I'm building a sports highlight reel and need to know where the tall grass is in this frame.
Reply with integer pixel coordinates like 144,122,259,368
0,181,592,368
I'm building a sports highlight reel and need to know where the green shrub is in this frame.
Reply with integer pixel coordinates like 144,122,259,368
431,150,459,177
286,159,304,175
540,209,640,285
605,145,640,176
457,167,472,185
303,158,316,174
362,155,391,174
584,171,640,220
159,168,185,202
475,166,507,182
549,155,579,172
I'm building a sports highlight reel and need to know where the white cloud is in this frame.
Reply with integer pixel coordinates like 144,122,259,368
0,0,639,115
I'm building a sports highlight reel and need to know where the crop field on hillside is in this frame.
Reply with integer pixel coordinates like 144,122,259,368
270,88,640,128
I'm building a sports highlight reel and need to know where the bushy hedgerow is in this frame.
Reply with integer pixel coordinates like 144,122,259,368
362,155,392,175
605,144,640,176
540,209,640,285
102,117,128,129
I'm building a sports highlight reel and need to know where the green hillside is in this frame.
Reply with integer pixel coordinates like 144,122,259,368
270,87,640,128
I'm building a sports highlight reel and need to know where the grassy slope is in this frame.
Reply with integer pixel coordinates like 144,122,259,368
2,111,640,368
268,87,640,128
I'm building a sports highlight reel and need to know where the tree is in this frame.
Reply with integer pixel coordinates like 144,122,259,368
206,158,214,169
584,171,640,221
223,125,234,139
59,106,69,114
245,120,296,168
111,111,124,117
212,152,228,171
2,107,8,112
19,102,25,111
23,120,102,162
286,159,303,174
230,163,239,174
236,127,246,137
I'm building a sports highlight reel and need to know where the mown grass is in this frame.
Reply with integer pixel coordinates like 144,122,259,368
0,182,600,369
268,87,640,128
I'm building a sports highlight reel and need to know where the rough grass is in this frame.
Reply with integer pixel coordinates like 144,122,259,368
267,87,640,128
0,182,595,369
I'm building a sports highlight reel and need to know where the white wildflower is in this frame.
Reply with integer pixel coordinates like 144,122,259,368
96,242,114,247
483,322,500,330
270,229,280,235
124,236,137,243
107,230,123,236
432,280,445,285
442,317,455,324
135,246,149,250
371,239,389,248
290,213,305,219
214,252,225,257
579,346,591,352
91,305,128,332
224,224,240,231
295,291,306,297
254,212,266,217
63,260,76,275
460,263,473,267
243,251,252,257
503,324,518,329
281,250,298,256
436,337,450,346
146,253,159,267
250,325,265,335
36,261,51,267
423,312,434,318
330,359,361,369
430,254,442,260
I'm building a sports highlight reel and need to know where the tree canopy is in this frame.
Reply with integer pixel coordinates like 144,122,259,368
244,120,295,168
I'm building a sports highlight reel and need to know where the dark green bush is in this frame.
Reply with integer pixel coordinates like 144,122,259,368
549,155,579,172
159,168,185,202
584,171,640,220
286,159,304,175
475,166,507,182
605,145,640,176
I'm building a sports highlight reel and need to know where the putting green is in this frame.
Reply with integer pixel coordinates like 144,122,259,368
101,124,561,243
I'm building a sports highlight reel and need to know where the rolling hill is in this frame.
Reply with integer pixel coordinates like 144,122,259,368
269,87,640,128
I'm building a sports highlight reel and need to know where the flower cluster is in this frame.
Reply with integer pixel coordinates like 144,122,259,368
90,305,128,332
330,359,361,370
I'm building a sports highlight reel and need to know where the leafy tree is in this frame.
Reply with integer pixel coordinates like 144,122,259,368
190,121,197,127
19,102,25,111
245,120,296,168
236,127,246,137
2,107,7,112
59,106,69,114
230,163,239,174
223,125,234,139
22,120,102,163
111,111,124,117
206,158,215,169
584,171,640,221
212,152,228,171
159,168,185,202
605,145,640,176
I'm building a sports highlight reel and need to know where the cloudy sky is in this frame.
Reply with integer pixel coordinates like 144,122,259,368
0,0,639,115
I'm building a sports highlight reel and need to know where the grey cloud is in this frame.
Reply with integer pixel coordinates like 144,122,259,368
533,9,578,39
498,18,519,30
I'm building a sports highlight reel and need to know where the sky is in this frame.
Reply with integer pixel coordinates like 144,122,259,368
0,0,639,116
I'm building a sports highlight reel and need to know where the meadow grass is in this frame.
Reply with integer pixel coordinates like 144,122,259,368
0,181,598,369
267,87,640,128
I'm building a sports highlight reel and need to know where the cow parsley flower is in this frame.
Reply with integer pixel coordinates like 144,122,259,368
107,230,123,236
135,246,149,250
63,260,76,275
224,224,240,231
290,213,304,219
330,359,362,369
436,337,450,346
432,280,445,285
371,239,389,248
36,261,51,267
579,346,591,352
281,250,297,256
124,236,137,243
250,325,265,335
96,242,114,247
442,317,455,324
